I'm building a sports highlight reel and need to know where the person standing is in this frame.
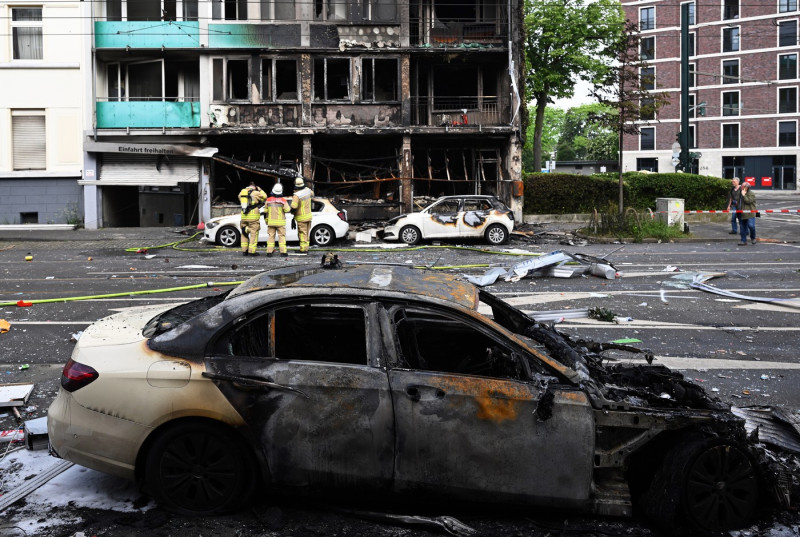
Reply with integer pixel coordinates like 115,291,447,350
290,177,314,254
265,183,291,257
727,177,740,235
238,182,266,257
737,181,757,246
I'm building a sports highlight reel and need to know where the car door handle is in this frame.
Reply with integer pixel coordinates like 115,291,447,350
202,372,309,398
405,385,446,402
406,386,421,402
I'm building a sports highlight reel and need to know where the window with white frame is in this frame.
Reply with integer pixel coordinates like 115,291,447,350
723,0,738,20
780,53,798,80
640,97,655,120
779,120,797,146
11,7,43,60
640,36,655,60
313,58,350,101
780,20,797,47
722,123,739,148
106,0,198,21
640,127,655,150
640,7,654,31
688,63,696,87
688,125,696,148
723,27,740,52
212,0,249,20
261,58,299,101
684,2,695,25
779,87,798,113
361,58,399,102
723,59,739,84
780,0,797,14
687,32,696,56
212,58,250,102
688,93,696,118
722,91,740,116
261,0,296,20
641,67,655,90
12,111,46,170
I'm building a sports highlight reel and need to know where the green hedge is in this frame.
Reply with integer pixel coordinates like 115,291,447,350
523,171,729,214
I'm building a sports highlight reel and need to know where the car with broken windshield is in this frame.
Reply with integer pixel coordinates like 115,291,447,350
382,195,514,245
47,265,794,535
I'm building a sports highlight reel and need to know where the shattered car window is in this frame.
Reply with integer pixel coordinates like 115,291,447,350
392,307,525,380
429,200,460,214
463,199,491,212
142,293,230,337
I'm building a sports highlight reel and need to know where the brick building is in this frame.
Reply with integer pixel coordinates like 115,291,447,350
621,0,800,190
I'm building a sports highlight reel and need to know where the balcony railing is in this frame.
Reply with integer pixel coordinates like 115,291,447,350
95,21,200,49
410,17,507,47
411,96,505,127
97,100,201,128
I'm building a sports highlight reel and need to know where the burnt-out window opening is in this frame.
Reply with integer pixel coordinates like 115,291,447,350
360,0,397,21
362,58,399,102
212,58,250,102
212,311,272,356
433,65,479,110
430,199,461,215
315,0,348,20
463,199,492,212
392,308,524,380
261,0,296,19
313,58,350,101
212,0,248,19
275,305,367,364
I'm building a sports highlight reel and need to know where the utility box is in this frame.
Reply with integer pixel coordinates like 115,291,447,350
656,198,685,228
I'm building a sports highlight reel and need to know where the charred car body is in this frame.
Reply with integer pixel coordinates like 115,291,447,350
48,266,795,534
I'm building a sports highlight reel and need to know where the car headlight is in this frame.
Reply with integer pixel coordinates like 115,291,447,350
387,215,405,224
205,221,219,229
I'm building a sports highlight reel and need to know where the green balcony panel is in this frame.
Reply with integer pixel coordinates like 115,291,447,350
95,21,200,48
97,102,201,128
209,24,301,48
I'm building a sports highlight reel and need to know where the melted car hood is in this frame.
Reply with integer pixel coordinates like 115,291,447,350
77,303,182,348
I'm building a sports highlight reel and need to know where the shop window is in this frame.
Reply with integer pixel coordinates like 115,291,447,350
780,53,798,80
779,121,797,146
213,0,248,20
12,111,46,171
11,7,42,60
361,58,399,102
723,27,739,52
262,59,299,101
723,0,738,20
779,87,798,113
780,20,797,47
640,36,655,60
640,127,655,150
723,59,739,84
313,58,351,101
722,124,739,148
640,7,654,30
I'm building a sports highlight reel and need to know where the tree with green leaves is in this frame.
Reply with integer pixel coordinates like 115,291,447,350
523,0,624,172
556,103,618,161
522,106,565,173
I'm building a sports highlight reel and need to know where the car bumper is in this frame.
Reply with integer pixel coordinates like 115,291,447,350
382,225,399,241
47,388,152,481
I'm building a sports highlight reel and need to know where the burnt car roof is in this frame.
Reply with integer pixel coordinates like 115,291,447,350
228,265,479,309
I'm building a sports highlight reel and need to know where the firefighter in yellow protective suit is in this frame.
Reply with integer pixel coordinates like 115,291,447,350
238,182,266,257
265,183,291,257
290,177,314,254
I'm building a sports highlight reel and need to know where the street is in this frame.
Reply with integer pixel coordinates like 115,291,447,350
1,195,800,536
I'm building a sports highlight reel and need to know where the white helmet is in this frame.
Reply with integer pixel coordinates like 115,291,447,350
271,183,283,196
295,177,305,188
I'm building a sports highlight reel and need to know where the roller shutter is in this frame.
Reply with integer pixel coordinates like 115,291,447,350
96,154,199,186
12,113,46,170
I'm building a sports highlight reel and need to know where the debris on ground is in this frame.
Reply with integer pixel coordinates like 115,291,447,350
463,250,620,286
0,319,9,334
0,384,34,408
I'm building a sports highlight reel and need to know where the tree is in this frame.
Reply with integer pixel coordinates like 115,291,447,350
590,19,669,216
522,106,565,173
523,0,624,172
555,103,618,161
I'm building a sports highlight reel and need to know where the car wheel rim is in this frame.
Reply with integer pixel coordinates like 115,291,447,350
220,228,237,247
314,227,331,246
157,431,242,511
401,228,418,244
488,227,504,244
684,444,758,530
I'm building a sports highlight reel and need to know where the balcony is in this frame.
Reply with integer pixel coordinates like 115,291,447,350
208,24,301,48
96,100,201,129
411,96,505,127
95,21,200,49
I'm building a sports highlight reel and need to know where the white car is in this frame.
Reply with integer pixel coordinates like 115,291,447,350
203,197,349,247
383,195,514,245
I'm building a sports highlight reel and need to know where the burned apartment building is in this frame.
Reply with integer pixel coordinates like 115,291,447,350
78,0,525,228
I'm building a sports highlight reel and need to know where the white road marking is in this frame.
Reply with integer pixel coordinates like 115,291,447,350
621,356,800,371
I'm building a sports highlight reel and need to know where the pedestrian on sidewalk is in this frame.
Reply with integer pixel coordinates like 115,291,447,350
265,183,291,257
737,181,757,246
238,182,266,257
727,177,741,235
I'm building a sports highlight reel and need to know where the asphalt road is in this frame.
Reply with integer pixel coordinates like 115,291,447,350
1,192,799,536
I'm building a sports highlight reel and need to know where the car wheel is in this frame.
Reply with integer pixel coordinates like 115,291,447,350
638,435,760,535
400,225,421,245
216,225,240,248
311,224,334,246
144,421,256,516
484,224,508,245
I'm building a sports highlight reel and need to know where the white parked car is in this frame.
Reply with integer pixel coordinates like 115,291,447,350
383,195,514,245
203,197,349,247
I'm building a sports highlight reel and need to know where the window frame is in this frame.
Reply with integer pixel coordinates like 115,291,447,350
779,53,798,80
682,1,695,25
260,57,300,102
778,120,798,146
212,57,251,103
640,36,655,61
11,110,46,171
779,19,798,47
722,90,741,116
688,62,696,87
639,6,655,31
779,86,798,113
313,57,352,102
260,0,296,20
11,6,43,61
723,0,739,20
640,66,655,91
688,93,696,118
722,123,740,148
212,0,249,20
722,26,740,53
688,124,696,149
780,0,798,14
722,58,740,84
640,126,655,151
360,57,400,103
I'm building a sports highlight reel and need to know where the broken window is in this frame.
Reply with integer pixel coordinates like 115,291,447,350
262,58,299,101
261,0,296,19
212,58,250,102
361,58,399,102
11,7,42,60
12,110,46,170
393,307,524,380
313,58,350,101
463,199,492,212
433,65,478,110
213,0,248,20
314,0,348,21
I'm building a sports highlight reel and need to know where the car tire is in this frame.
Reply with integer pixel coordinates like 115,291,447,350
484,224,508,245
144,421,257,516
216,225,241,248
399,225,421,245
310,224,334,247
637,434,761,535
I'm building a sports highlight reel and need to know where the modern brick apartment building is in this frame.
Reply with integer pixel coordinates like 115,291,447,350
621,0,800,190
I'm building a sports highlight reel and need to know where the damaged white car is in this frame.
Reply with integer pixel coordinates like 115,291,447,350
382,195,514,245
48,265,798,534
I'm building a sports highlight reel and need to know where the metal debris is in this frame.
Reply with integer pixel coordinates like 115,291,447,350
340,509,477,536
732,406,800,454
463,250,620,287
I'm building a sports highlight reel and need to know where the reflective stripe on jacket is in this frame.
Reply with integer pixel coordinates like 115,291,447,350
239,188,266,223
265,196,290,226
291,188,314,222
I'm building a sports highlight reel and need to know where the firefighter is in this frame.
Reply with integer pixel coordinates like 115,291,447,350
265,183,291,257
291,176,314,254
238,182,266,257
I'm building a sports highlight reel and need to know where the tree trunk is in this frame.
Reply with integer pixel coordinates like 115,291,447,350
533,91,548,172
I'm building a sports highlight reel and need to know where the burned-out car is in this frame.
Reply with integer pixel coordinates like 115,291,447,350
48,266,793,534
382,195,514,245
